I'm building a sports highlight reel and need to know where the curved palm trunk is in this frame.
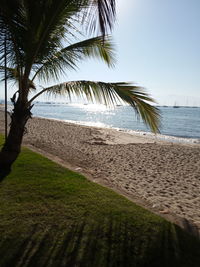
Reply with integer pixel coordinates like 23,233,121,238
0,101,32,181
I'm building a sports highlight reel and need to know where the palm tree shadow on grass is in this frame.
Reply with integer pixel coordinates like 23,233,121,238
0,170,11,181
0,217,200,267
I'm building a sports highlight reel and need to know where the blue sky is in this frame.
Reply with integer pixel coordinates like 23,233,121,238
1,0,200,106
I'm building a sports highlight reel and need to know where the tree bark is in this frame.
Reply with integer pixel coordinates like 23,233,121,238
0,101,32,181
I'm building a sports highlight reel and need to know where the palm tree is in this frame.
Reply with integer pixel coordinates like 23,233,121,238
0,0,160,179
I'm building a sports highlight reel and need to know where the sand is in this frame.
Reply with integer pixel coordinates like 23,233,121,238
0,110,200,236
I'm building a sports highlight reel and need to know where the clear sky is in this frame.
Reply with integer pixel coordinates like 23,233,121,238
1,0,200,106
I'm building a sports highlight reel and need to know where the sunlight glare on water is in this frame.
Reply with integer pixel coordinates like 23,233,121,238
68,103,115,113
32,102,200,142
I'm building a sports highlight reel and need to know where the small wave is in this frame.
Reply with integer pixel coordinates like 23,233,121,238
119,129,200,144
33,116,110,129
63,119,110,129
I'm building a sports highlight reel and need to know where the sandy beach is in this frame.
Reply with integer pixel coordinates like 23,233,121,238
0,110,200,236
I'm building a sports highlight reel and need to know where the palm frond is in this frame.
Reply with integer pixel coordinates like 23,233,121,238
30,80,160,133
86,0,116,35
0,0,117,78
0,66,36,90
0,66,18,82
33,35,115,83
0,0,29,67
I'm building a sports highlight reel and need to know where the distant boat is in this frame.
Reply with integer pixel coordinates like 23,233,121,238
173,102,180,108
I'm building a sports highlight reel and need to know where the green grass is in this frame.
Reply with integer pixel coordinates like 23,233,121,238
0,135,200,267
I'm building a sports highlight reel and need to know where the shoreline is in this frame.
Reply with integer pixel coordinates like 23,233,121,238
0,110,200,237
1,104,200,144
31,113,200,145
33,115,200,147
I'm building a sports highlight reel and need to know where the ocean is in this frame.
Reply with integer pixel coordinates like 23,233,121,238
31,102,200,144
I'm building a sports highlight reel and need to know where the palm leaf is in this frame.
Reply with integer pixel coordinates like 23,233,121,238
0,66,36,90
0,0,116,80
0,66,18,82
86,0,116,35
30,80,160,133
33,35,115,83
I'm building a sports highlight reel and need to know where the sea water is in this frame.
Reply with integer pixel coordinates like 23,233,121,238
31,102,200,144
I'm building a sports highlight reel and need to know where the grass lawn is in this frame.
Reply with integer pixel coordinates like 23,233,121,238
0,135,200,267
